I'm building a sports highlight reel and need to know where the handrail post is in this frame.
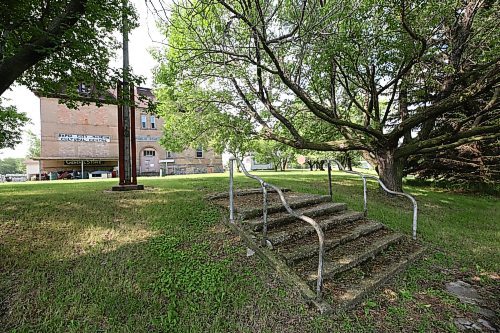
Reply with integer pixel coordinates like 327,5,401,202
261,184,268,247
315,232,325,300
362,176,368,216
229,158,234,223
327,161,333,201
412,200,418,240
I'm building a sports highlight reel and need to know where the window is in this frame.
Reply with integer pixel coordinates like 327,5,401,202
78,83,90,95
150,116,156,129
141,114,147,129
144,150,155,157
196,147,203,158
166,151,173,158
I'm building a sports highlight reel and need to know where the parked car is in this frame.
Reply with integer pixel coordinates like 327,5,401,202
31,173,49,180
89,170,112,179
58,171,75,180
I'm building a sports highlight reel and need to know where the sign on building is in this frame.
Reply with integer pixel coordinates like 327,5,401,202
136,135,161,142
58,133,111,143
64,160,105,166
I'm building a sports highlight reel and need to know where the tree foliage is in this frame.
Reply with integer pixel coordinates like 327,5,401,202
157,85,257,159
0,99,29,149
0,0,140,102
0,157,26,174
26,130,41,158
406,139,500,187
253,140,296,171
153,0,499,191
301,150,361,171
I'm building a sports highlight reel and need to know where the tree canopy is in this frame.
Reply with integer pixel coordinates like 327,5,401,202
26,130,41,159
0,157,26,174
0,0,139,101
153,0,499,191
0,100,29,149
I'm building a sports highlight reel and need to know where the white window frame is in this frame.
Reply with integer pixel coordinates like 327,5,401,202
141,114,147,129
150,115,156,129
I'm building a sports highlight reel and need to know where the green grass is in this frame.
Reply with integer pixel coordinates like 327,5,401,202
0,171,498,332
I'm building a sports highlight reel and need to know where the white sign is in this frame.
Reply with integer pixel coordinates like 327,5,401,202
58,133,111,143
137,135,161,142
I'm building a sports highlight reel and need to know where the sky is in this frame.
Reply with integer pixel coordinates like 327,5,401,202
0,0,166,159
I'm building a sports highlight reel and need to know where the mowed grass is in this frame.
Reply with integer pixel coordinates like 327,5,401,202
0,171,498,332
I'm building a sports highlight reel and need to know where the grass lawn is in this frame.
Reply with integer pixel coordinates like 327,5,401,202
1,171,498,332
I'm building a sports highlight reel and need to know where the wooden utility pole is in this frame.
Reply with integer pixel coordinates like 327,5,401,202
112,0,143,191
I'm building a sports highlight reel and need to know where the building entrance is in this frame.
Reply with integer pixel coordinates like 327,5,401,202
140,148,160,175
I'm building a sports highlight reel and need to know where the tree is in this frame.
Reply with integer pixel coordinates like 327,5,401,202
0,157,26,174
156,86,257,160
301,150,361,171
26,130,41,158
406,138,500,187
254,140,296,171
0,0,139,100
153,0,499,191
0,99,29,149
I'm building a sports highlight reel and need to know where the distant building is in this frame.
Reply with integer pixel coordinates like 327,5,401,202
242,155,274,171
35,87,223,177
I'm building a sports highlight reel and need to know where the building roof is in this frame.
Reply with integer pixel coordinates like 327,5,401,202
31,157,119,161
35,85,155,107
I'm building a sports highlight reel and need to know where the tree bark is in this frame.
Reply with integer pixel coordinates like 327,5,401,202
376,150,405,192
347,156,353,171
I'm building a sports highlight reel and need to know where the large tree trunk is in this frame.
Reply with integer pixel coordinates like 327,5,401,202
376,150,405,192
347,155,353,171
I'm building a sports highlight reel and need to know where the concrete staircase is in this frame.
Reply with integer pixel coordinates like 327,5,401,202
210,189,425,314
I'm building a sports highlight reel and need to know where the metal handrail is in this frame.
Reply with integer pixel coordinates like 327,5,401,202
327,159,418,240
327,160,368,216
229,157,325,300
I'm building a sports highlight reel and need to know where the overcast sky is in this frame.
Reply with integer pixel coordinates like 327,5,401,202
0,0,166,159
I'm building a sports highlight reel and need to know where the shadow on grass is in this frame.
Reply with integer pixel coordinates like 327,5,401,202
0,175,498,332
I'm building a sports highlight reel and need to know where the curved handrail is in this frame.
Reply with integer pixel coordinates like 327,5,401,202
229,157,325,300
328,160,368,215
328,159,418,240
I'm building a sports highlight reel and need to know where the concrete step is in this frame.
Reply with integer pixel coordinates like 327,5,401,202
237,194,332,220
206,187,290,200
267,211,366,246
323,240,426,310
243,202,348,232
295,230,404,283
278,220,384,265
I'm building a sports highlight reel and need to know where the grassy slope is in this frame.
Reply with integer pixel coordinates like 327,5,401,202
0,172,498,332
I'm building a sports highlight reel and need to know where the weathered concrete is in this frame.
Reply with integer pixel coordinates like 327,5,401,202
445,280,482,305
244,202,348,231
237,194,331,220
226,219,333,314
305,232,403,282
281,220,384,265
330,246,427,311
206,187,290,200
267,211,366,246
214,189,425,314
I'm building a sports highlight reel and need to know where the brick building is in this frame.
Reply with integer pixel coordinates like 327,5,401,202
35,87,223,177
